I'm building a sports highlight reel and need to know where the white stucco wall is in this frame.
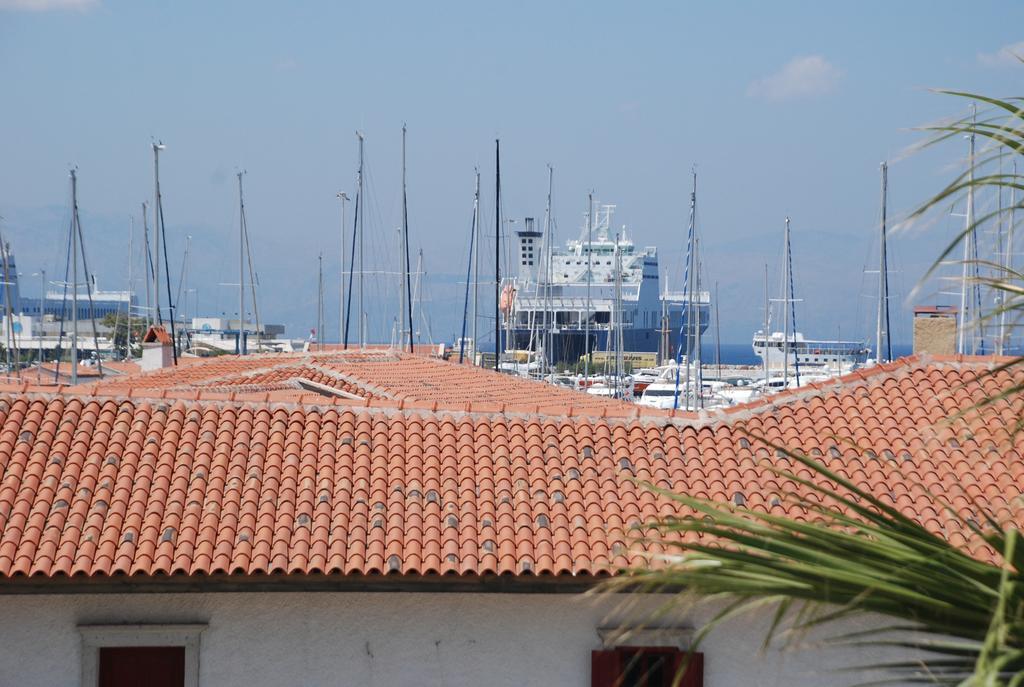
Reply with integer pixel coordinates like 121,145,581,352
0,591,905,687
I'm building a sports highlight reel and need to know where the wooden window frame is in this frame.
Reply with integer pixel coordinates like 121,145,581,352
593,626,701,687
78,624,207,687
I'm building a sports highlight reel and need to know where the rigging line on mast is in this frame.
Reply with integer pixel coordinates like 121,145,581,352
494,139,501,372
786,218,801,386
241,191,262,349
53,174,76,384
0,234,17,378
458,172,479,364
156,174,179,365
881,163,893,363
112,216,130,359
673,170,696,411
362,151,401,345
175,238,189,315
402,125,414,353
344,135,363,349
72,201,106,376
142,201,154,330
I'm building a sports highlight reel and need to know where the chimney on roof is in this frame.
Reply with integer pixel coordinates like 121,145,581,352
140,325,174,371
913,305,957,356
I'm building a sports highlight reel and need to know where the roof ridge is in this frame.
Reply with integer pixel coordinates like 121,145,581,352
708,355,931,426
305,362,396,400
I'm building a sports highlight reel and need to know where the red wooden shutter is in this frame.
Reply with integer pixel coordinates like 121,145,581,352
672,651,704,687
99,646,185,687
591,649,622,687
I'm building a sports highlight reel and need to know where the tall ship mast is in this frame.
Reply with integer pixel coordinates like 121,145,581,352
753,217,869,372
502,202,711,366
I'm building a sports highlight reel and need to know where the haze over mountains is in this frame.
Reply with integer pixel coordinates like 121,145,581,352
1,2,1021,346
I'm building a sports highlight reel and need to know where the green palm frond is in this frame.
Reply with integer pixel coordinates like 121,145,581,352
607,444,1023,685
609,73,1024,687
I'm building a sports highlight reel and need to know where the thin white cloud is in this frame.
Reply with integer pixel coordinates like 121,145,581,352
0,0,97,10
978,41,1024,67
746,55,842,102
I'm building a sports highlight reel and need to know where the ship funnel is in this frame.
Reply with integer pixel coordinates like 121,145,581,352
516,217,542,282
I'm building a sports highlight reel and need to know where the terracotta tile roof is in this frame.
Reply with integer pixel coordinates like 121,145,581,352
29,360,142,385
89,350,653,417
0,354,1020,582
142,325,173,345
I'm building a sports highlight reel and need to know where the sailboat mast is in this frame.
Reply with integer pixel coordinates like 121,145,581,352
141,202,151,329
494,139,501,372
238,171,246,355
70,169,79,386
1006,160,1018,355
177,234,191,346
338,191,348,346
152,143,163,326
783,216,791,388
412,248,425,345
400,127,408,352
0,239,15,376
317,253,324,351
959,106,976,354
458,172,479,364
37,269,44,377
690,177,701,409
659,278,668,365
358,133,366,349
714,280,721,380
997,152,1008,355
612,231,621,394
684,172,697,409
146,142,179,360
583,192,593,382
401,125,414,353
876,161,889,363
343,134,363,349
122,216,133,358
762,263,769,387
541,165,554,377
472,170,480,363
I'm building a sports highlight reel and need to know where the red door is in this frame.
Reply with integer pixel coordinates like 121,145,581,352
98,646,185,687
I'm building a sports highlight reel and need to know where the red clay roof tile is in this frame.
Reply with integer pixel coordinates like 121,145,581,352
0,354,1020,582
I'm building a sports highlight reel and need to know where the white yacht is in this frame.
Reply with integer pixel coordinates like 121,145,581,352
753,330,869,370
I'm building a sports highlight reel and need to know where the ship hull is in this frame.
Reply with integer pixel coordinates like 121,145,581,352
505,307,710,367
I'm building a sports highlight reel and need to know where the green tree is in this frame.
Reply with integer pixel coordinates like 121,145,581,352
101,313,147,358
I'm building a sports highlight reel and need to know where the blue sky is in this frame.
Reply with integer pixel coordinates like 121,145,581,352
0,0,1021,345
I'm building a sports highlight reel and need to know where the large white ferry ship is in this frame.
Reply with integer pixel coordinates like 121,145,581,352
502,204,710,366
